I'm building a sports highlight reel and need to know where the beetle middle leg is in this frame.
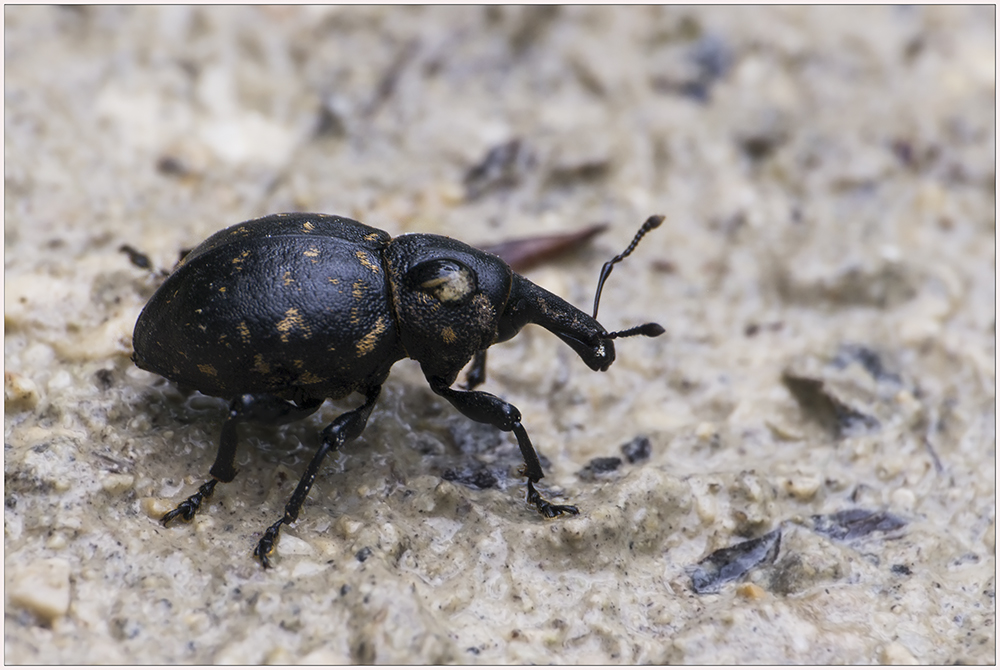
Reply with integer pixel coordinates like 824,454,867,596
254,385,382,568
161,393,323,526
429,379,579,518
463,349,488,390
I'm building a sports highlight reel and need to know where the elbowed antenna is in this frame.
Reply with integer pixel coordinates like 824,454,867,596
592,215,666,340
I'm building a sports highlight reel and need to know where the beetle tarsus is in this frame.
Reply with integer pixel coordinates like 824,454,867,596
526,480,579,518
161,478,218,525
254,520,284,569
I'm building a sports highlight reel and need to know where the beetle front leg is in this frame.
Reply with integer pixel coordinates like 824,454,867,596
463,349,488,390
429,379,579,518
254,386,382,568
161,393,323,527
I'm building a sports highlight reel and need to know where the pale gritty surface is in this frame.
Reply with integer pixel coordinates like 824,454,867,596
4,6,995,664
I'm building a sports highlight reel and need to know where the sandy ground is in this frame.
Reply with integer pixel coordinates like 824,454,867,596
4,6,995,664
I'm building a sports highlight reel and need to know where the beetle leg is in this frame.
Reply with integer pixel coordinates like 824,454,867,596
161,394,323,527
254,386,382,569
463,349,488,390
428,380,579,518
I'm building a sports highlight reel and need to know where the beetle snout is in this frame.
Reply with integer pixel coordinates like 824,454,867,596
553,330,616,372
592,338,616,372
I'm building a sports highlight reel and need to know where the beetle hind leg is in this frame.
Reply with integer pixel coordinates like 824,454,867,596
254,385,382,568
160,393,323,527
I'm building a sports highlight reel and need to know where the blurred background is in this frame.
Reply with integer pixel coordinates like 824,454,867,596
5,6,995,664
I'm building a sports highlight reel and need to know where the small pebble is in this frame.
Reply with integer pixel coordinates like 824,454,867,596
880,641,918,665
101,473,135,495
9,558,71,623
276,533,314,556
783,473,821,501
695,422,717,441
4,371,40,410
141,497,174,519
736,582,766,600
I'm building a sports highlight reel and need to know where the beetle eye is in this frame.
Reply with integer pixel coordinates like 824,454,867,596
406,259,478,304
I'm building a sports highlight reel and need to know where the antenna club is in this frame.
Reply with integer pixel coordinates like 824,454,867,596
592,215,665,320
607,322,665,340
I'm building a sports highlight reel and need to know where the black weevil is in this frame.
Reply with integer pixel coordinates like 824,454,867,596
133,212,664,567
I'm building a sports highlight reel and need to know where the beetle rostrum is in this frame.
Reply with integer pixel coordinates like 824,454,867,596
132,213,664,567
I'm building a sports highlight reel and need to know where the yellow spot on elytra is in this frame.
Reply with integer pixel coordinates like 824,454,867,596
298,372,325,385
253,354,270,374
283,271,294,286
302,221,315,232
197,364,217,377
303,247,320,257
352,280,365,300
356,316,387,357
328,277,340,285
276,307,311,342
237,321,251,343
365,232,381,242
218,286,226,293
355,250,380,274
441,326,457,344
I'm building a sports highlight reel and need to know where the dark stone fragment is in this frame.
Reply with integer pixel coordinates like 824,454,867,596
811,508,907,541
119,244,152,270
442,467,498,490
578,456,623,480
689,528,782,594
620,435,651,463
587,457,622,474
94,368,114,390
832,344,902,385
463,139,533,200
782,373,881,436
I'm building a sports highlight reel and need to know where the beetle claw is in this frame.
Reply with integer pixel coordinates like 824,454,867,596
525,480,579,518
161,479,218,526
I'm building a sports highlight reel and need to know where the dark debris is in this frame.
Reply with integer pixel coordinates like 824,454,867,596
689,528,782,594
442,467,499,491
620,435,652,464
811,508,907,542
479,223,608,273
782,373,881,436
832,343,903,385
463,139,534,200
119,244,152,270
577,456,623,480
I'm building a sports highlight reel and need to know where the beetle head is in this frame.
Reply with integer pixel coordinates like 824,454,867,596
385,234,513,381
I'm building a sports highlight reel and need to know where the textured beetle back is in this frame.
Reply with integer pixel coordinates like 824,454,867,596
133,214,404,399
